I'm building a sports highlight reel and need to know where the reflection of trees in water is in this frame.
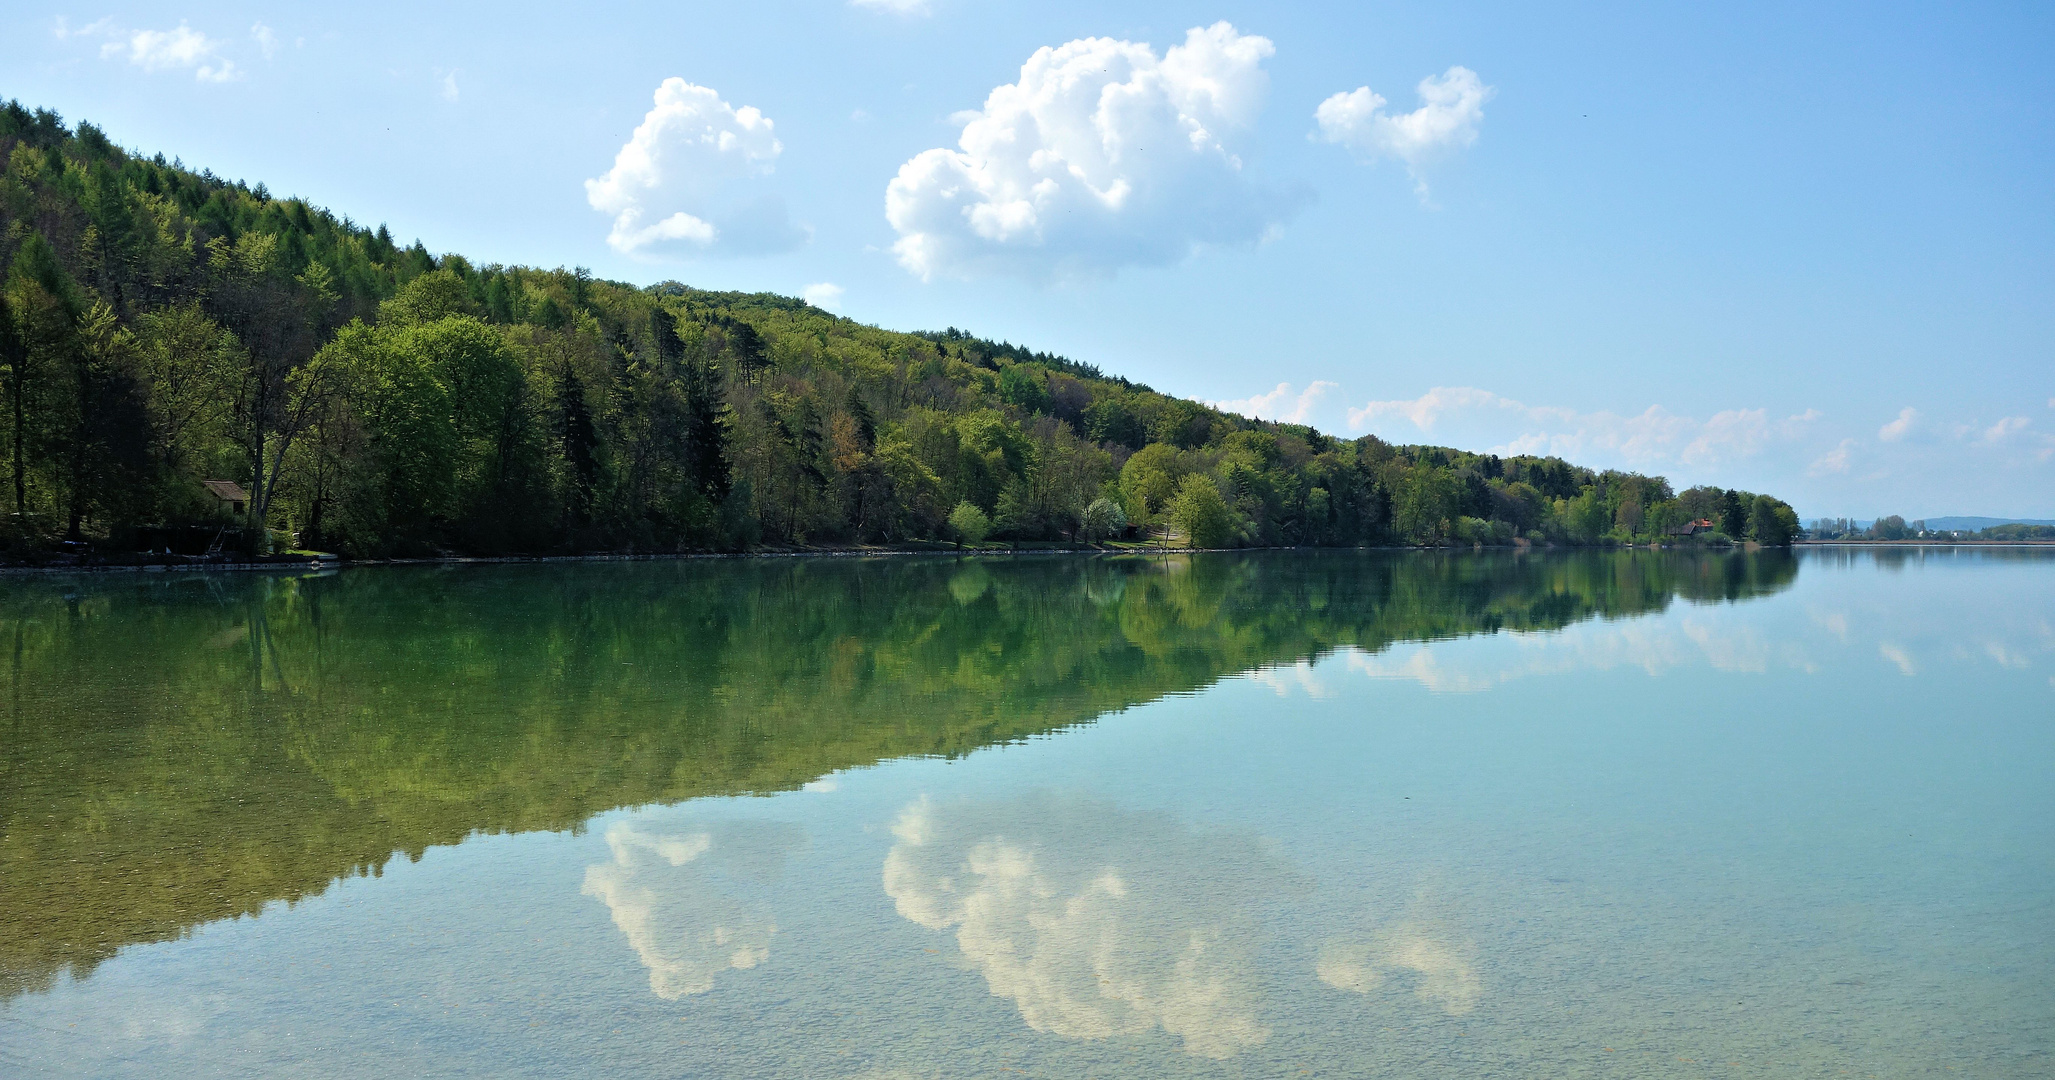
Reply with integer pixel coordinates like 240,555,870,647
883,793,1291,1060
581,819,805,999
0,549,1794,997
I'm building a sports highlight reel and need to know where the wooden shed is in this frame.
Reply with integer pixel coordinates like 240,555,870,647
202,480,250,514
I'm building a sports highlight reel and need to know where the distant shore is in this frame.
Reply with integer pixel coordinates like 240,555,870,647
10,538,2047,577
1794,539,2055,546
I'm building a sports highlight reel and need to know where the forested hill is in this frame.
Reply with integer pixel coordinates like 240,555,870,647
0,102,1799,559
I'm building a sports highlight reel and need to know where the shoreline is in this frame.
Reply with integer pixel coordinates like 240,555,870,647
6,538,2047,577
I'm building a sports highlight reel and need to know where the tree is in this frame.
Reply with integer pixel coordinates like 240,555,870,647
1748,496,1799,545
1120,443,1181,520
379,270,477,326
1078,496,1127,543
998,364,1049,414
1170,474,1234,548
207,233,340,551
1395,463,1458,542
0,290,23,522
948,501,992,547
1719,489,1749,538
684,364,732,504
59,302,154,539
4,235,79,522
1083,394,1144,448
133,303,237,480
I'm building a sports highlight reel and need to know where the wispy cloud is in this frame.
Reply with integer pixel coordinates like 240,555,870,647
1212,381,1337,425
1345,385,1817,470
101,23,240,82
1878,406,1918,442
52,16,114,40
851,0,932,14
1980,416,2030,445
250,22,277,60
1809,438,1857,476
438,69,460,102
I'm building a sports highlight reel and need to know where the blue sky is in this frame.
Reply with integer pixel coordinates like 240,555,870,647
6,1,2050,517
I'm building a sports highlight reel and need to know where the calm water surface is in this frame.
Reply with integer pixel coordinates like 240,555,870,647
1,549,2049,1078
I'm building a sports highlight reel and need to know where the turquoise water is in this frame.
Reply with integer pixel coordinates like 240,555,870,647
1,549,2049,1077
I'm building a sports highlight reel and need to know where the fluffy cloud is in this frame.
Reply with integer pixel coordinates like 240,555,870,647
1316,67,1492,195
587,79,806,257
802,282,845,311
1211,380,1337,424
1877,406,1919,442
98,22,240,82
882,794,1286,1059
885,23,1294,281
581,818,806,999
1346,386,1817,470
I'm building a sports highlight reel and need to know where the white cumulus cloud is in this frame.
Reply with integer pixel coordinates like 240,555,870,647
885,22,1296,282
587,79,806,257
250,23,277,60
101,22,239,82
882,794,1286,1060
1211,380,1338,424
1346,386,1818,470
802,282,845,311
1316,66,1492,196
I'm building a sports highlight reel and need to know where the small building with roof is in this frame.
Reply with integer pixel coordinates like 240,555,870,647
201,480,250,515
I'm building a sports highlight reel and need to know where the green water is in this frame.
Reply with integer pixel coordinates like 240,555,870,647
0,549,2048,1077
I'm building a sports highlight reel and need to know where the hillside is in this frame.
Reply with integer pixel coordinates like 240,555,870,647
0,101,1799,559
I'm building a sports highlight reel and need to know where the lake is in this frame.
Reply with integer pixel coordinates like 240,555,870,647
1,549,2049,1078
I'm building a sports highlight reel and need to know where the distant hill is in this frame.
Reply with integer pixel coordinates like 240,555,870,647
0,99,1799,558
1924,517,2055,532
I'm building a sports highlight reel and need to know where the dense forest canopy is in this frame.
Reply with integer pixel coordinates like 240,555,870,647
0,102,1800,558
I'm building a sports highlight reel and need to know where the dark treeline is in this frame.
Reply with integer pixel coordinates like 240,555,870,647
0,548,1799,997
0,103,1800,558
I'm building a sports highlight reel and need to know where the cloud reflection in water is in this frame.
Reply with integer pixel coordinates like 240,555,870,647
582,819,806,999
1316,919,1483,1016
883,793,1287,1059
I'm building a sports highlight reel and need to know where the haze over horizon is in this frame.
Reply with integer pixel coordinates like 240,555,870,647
7,0,2048,518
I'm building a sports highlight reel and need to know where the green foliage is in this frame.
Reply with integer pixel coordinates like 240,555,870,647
1980,523,2055,541
1078,496,1127,542
1171,474,1235,548
947,500,991,546
1748,495,1800,545
0,103,1799,557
